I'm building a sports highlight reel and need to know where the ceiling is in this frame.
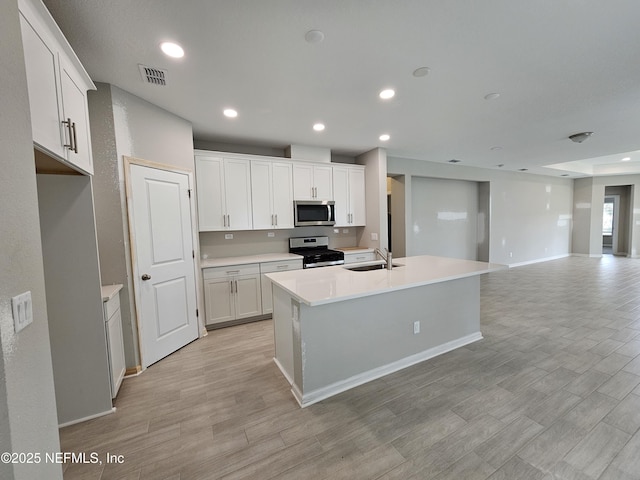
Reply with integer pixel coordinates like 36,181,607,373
41,0,640,178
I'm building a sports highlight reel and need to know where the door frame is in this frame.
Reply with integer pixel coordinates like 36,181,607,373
123,156,204,370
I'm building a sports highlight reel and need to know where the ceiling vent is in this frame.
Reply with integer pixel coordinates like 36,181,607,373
138,64,167,86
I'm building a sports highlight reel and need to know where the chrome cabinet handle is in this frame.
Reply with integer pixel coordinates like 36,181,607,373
275,213,278,226
223,215,226,227
230,280,234,294
62,118,73,151
71,121,78,153
227,214,230,227
141,274,151,281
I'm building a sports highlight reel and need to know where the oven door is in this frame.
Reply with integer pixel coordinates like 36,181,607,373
294,200,335,226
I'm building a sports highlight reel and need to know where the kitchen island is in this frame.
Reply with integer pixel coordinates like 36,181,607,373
266,255,505,407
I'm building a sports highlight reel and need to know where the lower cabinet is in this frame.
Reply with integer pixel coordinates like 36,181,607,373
260,259,303,314
102,285,126,399
203,263,262,325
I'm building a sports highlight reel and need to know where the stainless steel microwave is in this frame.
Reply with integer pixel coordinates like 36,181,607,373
294,200,336,227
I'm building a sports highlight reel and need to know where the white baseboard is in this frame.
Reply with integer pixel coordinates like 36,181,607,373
58,407,116,428
508,253,571,268
297,331,483,408
272,357,294,386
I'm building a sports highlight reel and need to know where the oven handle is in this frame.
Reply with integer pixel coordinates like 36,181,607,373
304,259,345,268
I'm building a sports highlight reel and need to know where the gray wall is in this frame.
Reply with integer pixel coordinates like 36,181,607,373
0,1,62,478
573,174,640,258
410,177,479,260
90,84,196,368
387,156,573,266
37,175,113,425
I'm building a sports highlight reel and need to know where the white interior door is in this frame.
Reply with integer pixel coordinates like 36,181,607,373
130,164,199,367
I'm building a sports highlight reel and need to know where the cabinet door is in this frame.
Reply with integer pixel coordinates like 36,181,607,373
19,11,65,159
251,160,274,229
313,165,334,200
293,163,314,200
271,162,294,228
60,59,93,174
332,166,350,226
224,158,253,230
196,156,226,231
349,167,366,226
204,278,235,324
234,275,262,319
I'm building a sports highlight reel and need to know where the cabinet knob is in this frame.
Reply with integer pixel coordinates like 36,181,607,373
141,274,151,281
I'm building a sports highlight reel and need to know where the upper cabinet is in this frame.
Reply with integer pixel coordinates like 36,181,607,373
19,0,95,175
251,160,294,229
333,165,366,227
293,163,333,200
195,153,253,231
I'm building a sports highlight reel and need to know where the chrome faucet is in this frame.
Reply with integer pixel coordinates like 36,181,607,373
375,248,393,270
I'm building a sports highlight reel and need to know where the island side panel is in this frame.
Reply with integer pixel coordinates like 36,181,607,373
272,283,295,385
298,276,480,403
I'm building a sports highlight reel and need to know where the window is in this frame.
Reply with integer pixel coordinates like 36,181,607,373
603,201,614,235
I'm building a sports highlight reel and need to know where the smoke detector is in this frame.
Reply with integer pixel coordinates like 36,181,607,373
138,65,167,86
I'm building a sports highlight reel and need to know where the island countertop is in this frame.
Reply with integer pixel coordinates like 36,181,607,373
266,255,506,306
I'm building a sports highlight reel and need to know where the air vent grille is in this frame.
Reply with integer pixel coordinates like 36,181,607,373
138,64,167,86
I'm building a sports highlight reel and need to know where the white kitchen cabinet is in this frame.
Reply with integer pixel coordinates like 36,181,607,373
293,163,333,200
260,258,303,314
19,0,95,175
203,264,262,325
333,165,366,226
102,285,125,399
195,154,253,231
251,160,294,229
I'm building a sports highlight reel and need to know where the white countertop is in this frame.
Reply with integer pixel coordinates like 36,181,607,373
101,284,123,302
201,253,302,269
266,255,507,306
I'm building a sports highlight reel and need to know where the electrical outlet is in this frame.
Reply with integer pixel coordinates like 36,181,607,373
371,232,378,241
12,291,33,333
342,229,349,234
224,233,233,240
334,229,339,234
413,320,420,334
267,232,275,238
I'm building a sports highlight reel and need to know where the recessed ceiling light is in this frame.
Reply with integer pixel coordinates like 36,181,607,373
160,42,184,58
223,108,238,118
484,93,500,100
490,146,503,151
379,134,390,141
305,29,325,44
622,157,631,162
313,123,325,132
379,89,395,100
412,67,430,77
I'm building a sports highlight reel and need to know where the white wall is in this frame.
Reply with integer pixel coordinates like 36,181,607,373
0,1,62,477
387,156,573,266
90,84,196,368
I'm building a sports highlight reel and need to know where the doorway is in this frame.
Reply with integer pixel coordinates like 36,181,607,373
125,158,199,368
603,185,631,256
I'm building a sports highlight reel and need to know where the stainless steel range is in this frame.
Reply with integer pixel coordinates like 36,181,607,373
289,236,345,268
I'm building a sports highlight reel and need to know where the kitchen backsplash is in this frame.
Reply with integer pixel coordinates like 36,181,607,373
199,226,359,259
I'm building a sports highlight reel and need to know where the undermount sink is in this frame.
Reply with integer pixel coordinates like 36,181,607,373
344,263,403,272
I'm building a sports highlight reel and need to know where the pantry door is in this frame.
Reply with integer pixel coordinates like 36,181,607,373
128,161,199,368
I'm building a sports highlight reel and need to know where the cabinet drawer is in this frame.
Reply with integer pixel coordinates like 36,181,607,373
260,259,303,273
104,293,121,320
203,263,260,280
343,252,376,264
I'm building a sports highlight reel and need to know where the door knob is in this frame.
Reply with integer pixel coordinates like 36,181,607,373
141,274,151,281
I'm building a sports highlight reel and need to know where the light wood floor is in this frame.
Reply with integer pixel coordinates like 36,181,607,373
61,255,640,479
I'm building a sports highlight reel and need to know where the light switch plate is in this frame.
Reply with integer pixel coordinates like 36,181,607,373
12,291,33,333
371,232,379,241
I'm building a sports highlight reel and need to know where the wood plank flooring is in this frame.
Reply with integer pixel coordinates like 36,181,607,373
60,255,640,479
